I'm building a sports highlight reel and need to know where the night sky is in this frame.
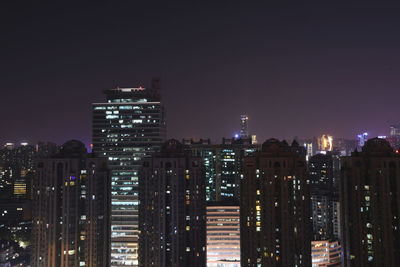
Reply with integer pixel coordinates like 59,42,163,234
2,2,400,146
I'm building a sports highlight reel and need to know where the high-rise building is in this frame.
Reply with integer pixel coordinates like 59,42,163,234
206,202,240,267
311,240,342,267
357,132,368,148
386,124,400,150
309,152,341,241
340,138,400,266
240,115,249,138
138,139,206,266
32,140,111,267
241,139,312,266
92,80,166,266
390,124,400,136
317,135,333,152
183,137,258,202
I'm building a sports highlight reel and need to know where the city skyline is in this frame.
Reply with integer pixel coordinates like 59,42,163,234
2,2,400,266
3,2,400,145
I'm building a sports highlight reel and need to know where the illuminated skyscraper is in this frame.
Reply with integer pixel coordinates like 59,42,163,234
92,79,166,266
317,135,333,152
240,115,248,138
138,140,206,266
340,138,400,266
241,139,312,266
32,140,111,267
357,132,368,148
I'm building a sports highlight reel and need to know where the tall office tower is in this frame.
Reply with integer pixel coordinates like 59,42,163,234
311,240,342,267
32,140,111,267
138,139,206,266
241,139,312,266
92,79,166,266
183,137,258,202
309,152,341,241
340,138,400,266
240,115,249,138
206,202,240,267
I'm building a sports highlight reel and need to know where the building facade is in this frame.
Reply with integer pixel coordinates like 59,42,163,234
206,203,240,267
32,140,111,267
311,240,342,267
138,139,206,266
309,152,341,241
241,139,312,266
340,138,400,266
183,137,258,202
92,80,166,266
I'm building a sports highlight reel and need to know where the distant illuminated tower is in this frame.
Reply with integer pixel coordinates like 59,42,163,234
240,115,249,138
357,132,368,147
317,135,333,152
390,124,400,136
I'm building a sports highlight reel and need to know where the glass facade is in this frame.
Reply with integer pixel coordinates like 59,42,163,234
92,86,166,266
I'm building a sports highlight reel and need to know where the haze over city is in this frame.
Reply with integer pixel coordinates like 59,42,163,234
2,2,400,145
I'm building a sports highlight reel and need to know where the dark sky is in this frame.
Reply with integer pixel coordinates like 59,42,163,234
2,2,400,146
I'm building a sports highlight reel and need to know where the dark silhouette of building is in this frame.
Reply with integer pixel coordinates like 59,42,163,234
92,79,166,266
139,139,206,267
32,140,110,267
241,139,312,266
340,138,400,266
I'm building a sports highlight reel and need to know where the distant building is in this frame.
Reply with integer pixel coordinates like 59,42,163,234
390,124,400,136
357,132,368,148
206,202,240,267
0,143,36,200
139,139,206,266
311,240,342,267
0,200,32,223
386,125,400,150
333,138,357,156
240,115,249,138
241,139,311,266
92,79,166,266
318,135,333,152
340,138,400,266
183,137,258,202
32,140,111,267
